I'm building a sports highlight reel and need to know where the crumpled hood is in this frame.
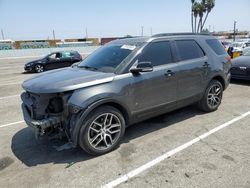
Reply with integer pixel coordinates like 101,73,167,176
22,67,115,93
231,56,250,67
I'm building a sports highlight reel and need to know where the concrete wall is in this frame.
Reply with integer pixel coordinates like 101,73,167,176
0,46,100,59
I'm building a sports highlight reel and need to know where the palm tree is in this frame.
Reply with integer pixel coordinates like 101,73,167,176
201,0,215,31
191,0,195,32
197,1,206,33
193,2,199,33
191,0,215,33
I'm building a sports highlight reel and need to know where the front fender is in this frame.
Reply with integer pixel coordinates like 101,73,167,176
68,83,132,147
70,97,131,147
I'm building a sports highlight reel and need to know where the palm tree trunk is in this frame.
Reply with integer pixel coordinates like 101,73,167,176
201,12,209,31
200,17,202,32
194,17,197,33
197,17,202,33
196,19,200,33
191,12,194,32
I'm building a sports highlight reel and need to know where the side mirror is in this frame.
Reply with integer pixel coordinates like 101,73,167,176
71,62,79,68
130,62,153,74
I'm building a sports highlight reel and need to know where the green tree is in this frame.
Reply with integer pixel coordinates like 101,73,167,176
191,0,195,33
197,1,206,33
192,2,199,33
191,0,215,33
201,0,215,31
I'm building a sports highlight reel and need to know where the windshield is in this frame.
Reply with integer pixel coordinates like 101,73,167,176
78,44,137,73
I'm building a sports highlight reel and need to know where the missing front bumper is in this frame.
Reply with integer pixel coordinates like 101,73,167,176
22,103,62,138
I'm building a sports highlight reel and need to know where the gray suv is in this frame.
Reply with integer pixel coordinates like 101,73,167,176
21,33,231,155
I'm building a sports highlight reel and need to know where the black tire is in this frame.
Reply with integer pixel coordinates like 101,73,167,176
79,105,126,155
34,64,44,73
198,80,223,112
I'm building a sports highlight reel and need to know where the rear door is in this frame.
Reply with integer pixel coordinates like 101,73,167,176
173,39,209,102
60,52,73,67
130,40,178,118
70,52,82,63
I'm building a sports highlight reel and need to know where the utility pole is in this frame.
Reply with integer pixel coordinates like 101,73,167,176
233,21,237,42
52,29,56,41
85,27,88,39
150,27,153,36
1,29,5,40
141,26,144,37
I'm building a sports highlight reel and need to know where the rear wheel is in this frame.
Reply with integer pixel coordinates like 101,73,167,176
198,80,223,112
35,64,44,73
79,106,125,155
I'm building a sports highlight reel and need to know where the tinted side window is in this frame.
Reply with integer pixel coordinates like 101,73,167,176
176,40,205,61
206,39,226,55
70,52,76,56
138,41,173,66
62,52,71,58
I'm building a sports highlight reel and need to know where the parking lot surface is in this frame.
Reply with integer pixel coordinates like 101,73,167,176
0,58,250,188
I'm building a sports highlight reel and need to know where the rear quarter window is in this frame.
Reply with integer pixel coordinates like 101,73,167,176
62,52,71,58
206,39,226,55
175,40,205,61
70,52,77,56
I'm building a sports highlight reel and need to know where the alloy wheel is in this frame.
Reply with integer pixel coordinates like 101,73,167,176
35,65,44,72
87,113,122,150
207,83,222,108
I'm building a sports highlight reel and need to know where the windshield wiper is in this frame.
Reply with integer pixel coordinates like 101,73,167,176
78,65,98,71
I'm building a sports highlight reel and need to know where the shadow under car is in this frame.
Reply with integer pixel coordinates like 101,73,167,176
11,105,204,167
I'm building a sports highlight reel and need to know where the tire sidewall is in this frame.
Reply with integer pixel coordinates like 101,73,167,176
79,106,126,155
204,80,223,111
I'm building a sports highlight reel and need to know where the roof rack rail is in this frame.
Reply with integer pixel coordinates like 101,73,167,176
152,32,211,37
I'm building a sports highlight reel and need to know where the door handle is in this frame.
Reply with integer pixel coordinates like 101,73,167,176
203,62,210,67
165,70,174,77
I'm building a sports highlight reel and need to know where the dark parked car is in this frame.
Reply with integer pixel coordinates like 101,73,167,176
24,51,82,73
21,33,231,155
231,47,250,80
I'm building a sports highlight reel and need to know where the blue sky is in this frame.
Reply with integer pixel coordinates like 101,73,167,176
0,0,250,40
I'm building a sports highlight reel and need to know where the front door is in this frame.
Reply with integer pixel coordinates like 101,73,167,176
46,52,62,70
61,52,74,67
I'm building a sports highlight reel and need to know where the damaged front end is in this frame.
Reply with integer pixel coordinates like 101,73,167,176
21,91,77,141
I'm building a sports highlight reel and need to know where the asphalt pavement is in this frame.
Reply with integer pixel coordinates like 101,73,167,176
0,58,250,188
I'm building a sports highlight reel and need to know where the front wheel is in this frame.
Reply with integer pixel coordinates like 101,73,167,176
34,64,44,73
79,106,126,155
198,80,223,112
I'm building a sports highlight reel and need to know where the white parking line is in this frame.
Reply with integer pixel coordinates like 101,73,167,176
0,82,22,87
0,94,20,100
0,55,42,60
0,120,24,128
102,111,250,188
